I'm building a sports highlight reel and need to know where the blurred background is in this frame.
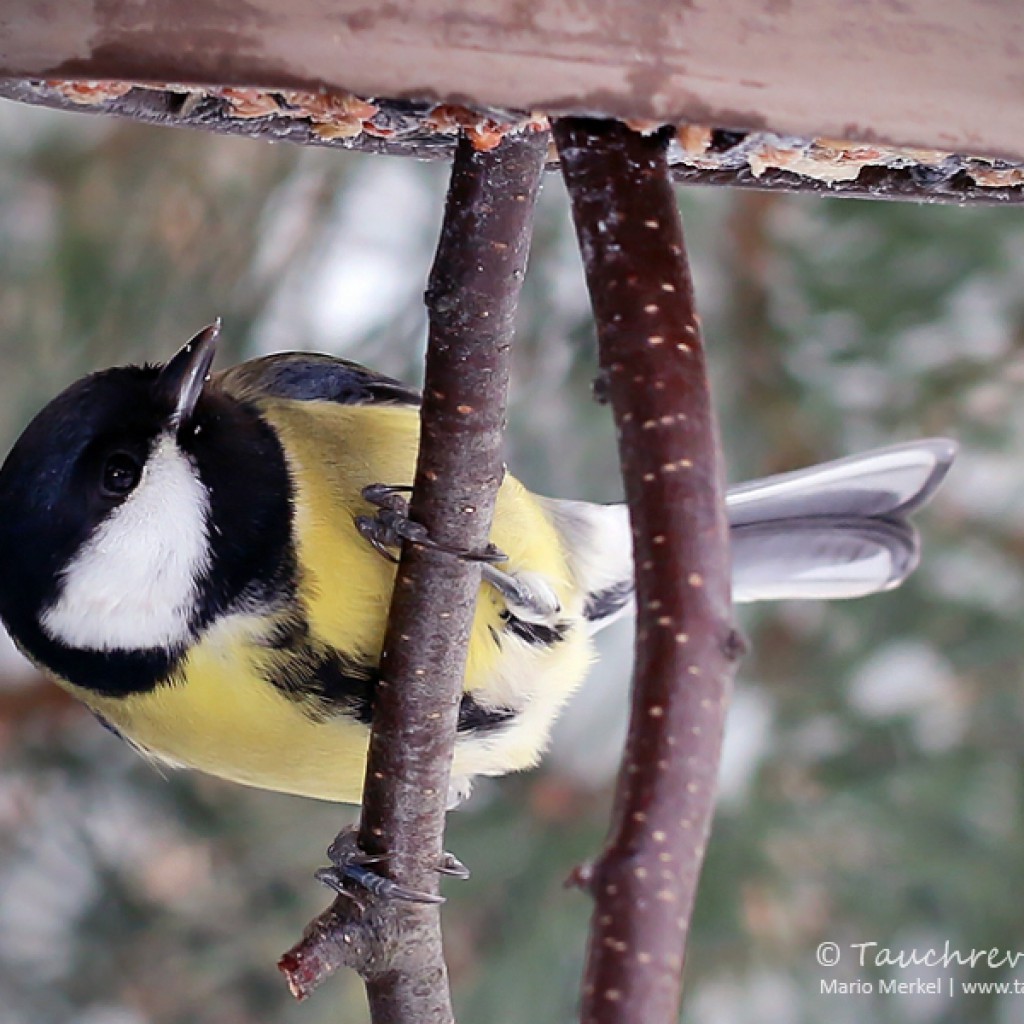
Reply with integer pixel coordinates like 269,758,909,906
0,101,1021,1024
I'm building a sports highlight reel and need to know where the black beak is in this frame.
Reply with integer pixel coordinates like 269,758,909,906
157,320,220,429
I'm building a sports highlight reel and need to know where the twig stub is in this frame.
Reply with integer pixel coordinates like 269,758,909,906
554,118,743,1024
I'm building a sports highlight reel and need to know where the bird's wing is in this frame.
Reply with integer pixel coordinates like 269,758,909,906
217,352,421,408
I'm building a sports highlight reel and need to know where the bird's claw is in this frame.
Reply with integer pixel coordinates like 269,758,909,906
437,850,471,880
319,828,469,906
481,565,562,622
357,484,561,624
316,863,444,906
356,483,506,564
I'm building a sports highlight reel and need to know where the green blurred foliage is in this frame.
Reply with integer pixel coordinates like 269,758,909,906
0,101,1022,1024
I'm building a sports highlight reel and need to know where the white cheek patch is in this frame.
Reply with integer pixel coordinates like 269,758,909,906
41,435,211,653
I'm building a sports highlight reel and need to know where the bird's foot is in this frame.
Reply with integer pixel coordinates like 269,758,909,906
316,828,470,907
481,565,562,623
355,483,506,564
356,484,561,624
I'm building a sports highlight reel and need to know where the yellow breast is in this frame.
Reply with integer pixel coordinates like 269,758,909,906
69,397,592,803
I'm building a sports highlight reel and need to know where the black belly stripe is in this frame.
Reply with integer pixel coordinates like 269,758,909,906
308,656,378,724
264,642,518,736
503,612,568,646
264,648,378,724
261,613,520,733
457,694,517,734
583,580,635,623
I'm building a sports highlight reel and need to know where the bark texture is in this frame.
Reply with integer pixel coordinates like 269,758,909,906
279,127,548,1017
554,118,744,1024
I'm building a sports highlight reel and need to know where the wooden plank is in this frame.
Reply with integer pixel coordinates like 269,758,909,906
0,0,1021,161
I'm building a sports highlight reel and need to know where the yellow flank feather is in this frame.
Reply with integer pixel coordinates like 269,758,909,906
70,396,595,803
76,617,373,803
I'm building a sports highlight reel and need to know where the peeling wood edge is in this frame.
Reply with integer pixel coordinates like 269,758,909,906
3,78,1024,205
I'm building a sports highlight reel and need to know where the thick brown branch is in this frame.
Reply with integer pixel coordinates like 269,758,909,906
278,127,548,1015
553,118,744,1024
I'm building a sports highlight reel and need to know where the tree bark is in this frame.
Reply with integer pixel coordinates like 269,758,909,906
553,117,744,1024
279,126,548,1017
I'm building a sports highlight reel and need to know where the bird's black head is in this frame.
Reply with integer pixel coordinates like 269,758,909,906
0,324,294,695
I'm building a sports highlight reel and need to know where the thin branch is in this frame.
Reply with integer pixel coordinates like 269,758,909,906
553,118,744,1024
279,126,548,1015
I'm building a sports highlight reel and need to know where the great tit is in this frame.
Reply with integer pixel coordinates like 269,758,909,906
0,324,955,804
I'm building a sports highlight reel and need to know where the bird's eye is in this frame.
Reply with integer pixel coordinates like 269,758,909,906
101,453,141,498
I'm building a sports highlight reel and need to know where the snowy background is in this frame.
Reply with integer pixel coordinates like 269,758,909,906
0,102,1022,1024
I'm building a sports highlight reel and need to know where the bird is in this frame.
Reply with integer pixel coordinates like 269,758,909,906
0,323,956,806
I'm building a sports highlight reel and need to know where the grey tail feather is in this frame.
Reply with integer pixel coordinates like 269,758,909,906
727,438,956,602
550,438,956,632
